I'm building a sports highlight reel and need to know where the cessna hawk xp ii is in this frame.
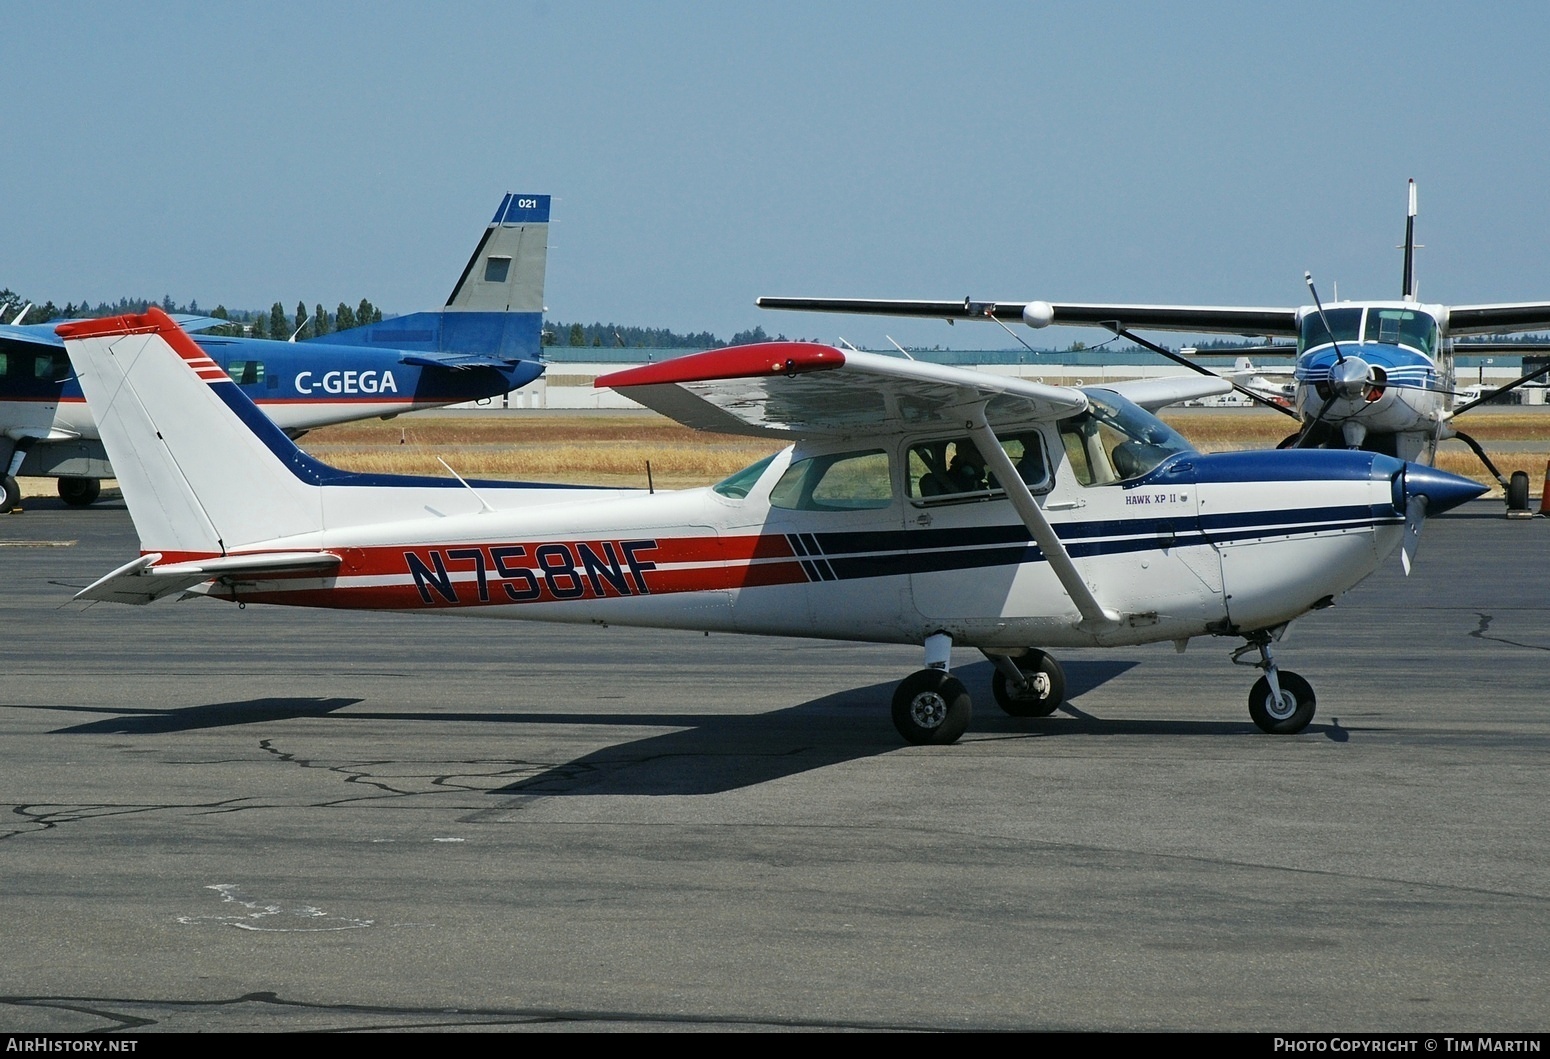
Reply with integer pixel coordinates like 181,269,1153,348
59,310,1482,745
758,181,1550,505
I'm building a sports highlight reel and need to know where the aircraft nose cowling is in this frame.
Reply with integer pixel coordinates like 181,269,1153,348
1330,355,1372,399
1402,462,1487,516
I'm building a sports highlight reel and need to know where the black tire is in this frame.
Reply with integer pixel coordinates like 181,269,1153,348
0,475,18,514
991,650,1066,717
58,477,101,507
891,669,972,745
1507,470,1530,511
1248,671,1316,734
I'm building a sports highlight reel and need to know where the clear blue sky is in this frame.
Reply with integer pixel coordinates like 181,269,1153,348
7,1,1550,349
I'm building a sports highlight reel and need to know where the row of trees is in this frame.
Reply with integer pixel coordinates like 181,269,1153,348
0,287,385,340
208,300,384,340
542,322,789,348
3,287,785,349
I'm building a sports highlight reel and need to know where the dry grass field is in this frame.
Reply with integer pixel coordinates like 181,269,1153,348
292,407,1550,495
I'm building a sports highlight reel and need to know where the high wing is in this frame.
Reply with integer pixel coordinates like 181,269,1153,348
756,297,1300,337
1444,303,1550,336
596,341,1090,439
601,341,1130,628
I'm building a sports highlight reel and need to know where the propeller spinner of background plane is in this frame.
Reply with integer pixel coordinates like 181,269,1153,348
758,181,1550,507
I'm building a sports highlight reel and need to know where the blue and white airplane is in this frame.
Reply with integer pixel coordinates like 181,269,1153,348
0,192,552,512
56,309,1483,745
758,181,1550,505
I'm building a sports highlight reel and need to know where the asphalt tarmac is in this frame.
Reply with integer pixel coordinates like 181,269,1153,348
2,496,1547,1032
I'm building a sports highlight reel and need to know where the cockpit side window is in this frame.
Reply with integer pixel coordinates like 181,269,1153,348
769,450,893,511
908,433,1051,503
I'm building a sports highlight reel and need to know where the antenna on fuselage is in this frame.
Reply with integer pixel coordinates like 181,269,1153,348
436,457,496,514
1400,178,1421,302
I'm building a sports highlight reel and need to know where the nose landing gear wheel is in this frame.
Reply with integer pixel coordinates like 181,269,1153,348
991,650,1066,717
0,475,18,513
1248,671,1316,734
892,669,972,745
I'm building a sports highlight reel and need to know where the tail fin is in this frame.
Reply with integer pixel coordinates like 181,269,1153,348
322,192,551,359
56,309,325,556
1401,178,1418,301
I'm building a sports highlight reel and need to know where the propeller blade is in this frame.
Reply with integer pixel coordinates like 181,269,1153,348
1401,494,1427,576
1293,393,1340,448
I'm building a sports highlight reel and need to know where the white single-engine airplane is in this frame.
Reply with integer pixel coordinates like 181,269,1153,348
59,309,1483,744
758,181,1550,506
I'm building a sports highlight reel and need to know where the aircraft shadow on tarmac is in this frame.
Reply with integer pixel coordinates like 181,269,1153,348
43,697,365,735
30,660,1350,795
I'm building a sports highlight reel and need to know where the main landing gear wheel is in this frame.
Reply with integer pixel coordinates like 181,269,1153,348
57,477,101,506
0,475,18,513
991,650,1066,717
1507,470,1530,512
892,669,972,745
1248,671,1316,734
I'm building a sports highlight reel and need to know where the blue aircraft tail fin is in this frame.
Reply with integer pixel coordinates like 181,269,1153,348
319,193,551,360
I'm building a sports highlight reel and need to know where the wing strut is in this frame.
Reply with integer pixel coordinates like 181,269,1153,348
963,407,1119,630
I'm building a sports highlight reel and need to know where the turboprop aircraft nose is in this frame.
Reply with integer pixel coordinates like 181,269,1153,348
1401,462,1488,516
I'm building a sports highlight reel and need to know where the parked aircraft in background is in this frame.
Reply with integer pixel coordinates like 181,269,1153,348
58,309,1482,745
757,181,1550,507
0,192,551,512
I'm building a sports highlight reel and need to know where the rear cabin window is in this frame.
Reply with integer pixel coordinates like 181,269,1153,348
908,433,1050,503
0,347,69,383
769,450,893,511
712,453,779,499
226,360,265,385
35,351,70,380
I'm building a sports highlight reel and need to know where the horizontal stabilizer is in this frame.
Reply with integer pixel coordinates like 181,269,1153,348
399,350,523,370
76,551,341,605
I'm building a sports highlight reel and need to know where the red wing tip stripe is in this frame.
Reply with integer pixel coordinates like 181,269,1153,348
596,342,845,389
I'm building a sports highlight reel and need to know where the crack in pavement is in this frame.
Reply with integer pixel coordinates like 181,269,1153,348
3,798,253,842
1469,611,1550,652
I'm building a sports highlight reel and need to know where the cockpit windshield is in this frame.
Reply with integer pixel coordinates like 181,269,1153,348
1058,391,1195,486
1297,307,1363,353
1298,306,1439,356
1363,308,1438,355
